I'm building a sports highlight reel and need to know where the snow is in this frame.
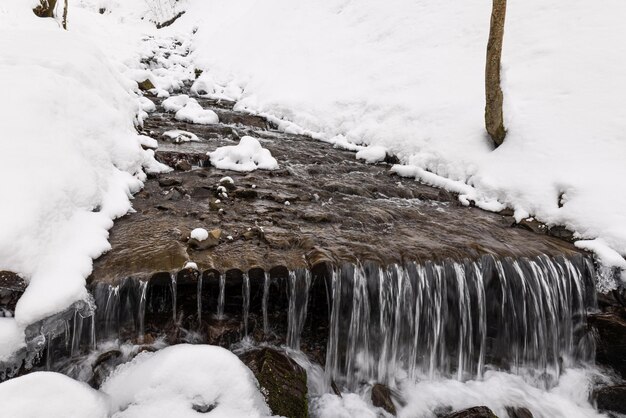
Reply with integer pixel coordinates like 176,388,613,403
175,99,219,125
190,228,209,241
101,344,273,418
162,94,191,112
175,0,626,276
356,146,387,164
0,371,109,418
162,129,199,143
0,318,25,362
209,136,279,172
0,1,168,358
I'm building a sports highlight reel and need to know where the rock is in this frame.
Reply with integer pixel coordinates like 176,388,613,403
175,159,192,171
589,311,626,378
158,178,182,187
209,229,221,240
90,349,124,388
240,348,308,418
594,384,626,415
371,383,397,415
0,271,26,315
137,79,155,91
192,402,217,413
188,233,219,250
505,406,533,418
165,187,184,201
233,188,258,199
444,406,499,418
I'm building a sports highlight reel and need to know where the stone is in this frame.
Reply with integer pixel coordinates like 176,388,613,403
209,229,221,240
594,384,626,415
137,79,155,91
174,159,192,172
158,177,182,187
371,383,397,415
505,406,533,418
589,311,626,378
233,188,258,199
444,406,499,418
240,348,308,418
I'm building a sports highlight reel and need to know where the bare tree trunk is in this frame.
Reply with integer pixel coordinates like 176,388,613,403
62,0,69,29
33,0,58,18
485,0,507,146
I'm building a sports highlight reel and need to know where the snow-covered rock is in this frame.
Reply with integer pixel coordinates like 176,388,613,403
356,146,387,164
101,344,274,418
190,228,209,241
208,136,278,172
175,100,219,125
162,129,199,143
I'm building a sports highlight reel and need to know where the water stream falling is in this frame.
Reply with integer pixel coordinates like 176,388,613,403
137,280,148,342
287,269,312,350
262,272,270,335
217,274,226,319
243,273,250,336
170,273,177,322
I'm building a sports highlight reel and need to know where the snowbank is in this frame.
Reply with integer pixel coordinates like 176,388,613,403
176,0,626,280
101,344,273,418
0,1,167,357
0,371,109,418
209,136,279,172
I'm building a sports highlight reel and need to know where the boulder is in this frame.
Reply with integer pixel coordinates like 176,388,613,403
505,406,533,418
445,406,499,418
589,311,626,378
137,79,155,91
371,383,397,415
594,384,626,415
240,347,308,418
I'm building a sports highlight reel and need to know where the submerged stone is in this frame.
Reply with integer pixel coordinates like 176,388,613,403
445,406,499,418
371,383,397,415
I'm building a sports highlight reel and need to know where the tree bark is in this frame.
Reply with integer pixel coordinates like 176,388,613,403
33,0,58,18
485,0,507,146
62,0,68,29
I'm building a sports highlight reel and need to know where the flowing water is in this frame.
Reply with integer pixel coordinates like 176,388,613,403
1,253,604,416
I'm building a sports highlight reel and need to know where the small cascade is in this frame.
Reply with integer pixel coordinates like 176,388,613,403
103,285,120,339
170,273,177,322
197,272,203,325
217,274,226,319
137,280,148,342
287,269,312,350
262,272,270,335
243,273,250,336
324,255,596,390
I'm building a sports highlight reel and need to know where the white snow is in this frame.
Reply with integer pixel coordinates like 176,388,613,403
0,371,109,418
0,318,25,362
101,344,273,418
356,146,387,164
208,136,279,172
0,1,168,357
174,0,626,276
183,261,198,270
162,129,199,143
162,94,191,113
190,228,209,241
175,100,219,125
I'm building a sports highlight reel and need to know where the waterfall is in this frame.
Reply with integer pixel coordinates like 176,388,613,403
262,272,270,335
170,273,177,322
217,274,226,319
137,280,148,342
324,255,595,390
243,273,250,336
287,269,311,350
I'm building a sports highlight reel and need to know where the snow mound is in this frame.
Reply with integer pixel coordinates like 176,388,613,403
356,146,387,164
190,228,209,241
162,94,191,113
0,371,109,418
162,130,199,143
101,344,273,418
208,136,279,172
175,100,219,125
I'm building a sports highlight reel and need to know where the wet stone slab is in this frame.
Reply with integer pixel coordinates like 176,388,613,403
90,93,583,284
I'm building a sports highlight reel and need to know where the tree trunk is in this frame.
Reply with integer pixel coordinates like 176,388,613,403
485,0,507,146
33,0,58,18
62,0,68,29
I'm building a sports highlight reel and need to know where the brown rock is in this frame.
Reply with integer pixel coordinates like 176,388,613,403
445,406,499,418
137,79,155,91
589,311,626,378
371,383,397,415
594,384,626,415
505,406,533,418
240,348,308,418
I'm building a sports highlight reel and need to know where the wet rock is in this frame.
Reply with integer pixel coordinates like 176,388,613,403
240,347,308,418
192,402,217,413
206,318,241,346
0,271,26,315
175,159,192,172
589,311,626,378
594,384,626,415
505,406,533,418
515,218,547,235
158,177,182,187
188,233,219,250
138,79,155,91
90,349,123,388
165,187,185,201
233,188,258,199
371,383,397,415
444,406,499,418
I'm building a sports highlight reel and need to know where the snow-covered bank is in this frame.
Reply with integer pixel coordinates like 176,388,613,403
0,2,167,359
174,0,626,285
